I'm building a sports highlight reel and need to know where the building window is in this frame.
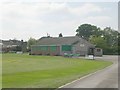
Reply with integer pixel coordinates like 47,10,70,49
40,46,48,51
97,49,101,52
50,46,57,51
80,44,84,47
62,45,72,51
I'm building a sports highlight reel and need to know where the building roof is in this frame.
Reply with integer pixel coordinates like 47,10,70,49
2,40,26,47
2,40,21,45
37,36,95,47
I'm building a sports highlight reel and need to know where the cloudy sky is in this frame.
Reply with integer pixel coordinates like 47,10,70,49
0,1,118,41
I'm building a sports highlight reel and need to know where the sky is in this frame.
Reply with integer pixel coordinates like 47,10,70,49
0,1,118,41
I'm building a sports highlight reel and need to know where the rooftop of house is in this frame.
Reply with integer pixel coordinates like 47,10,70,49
1,40,27,47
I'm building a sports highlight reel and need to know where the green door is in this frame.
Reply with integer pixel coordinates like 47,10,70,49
61,45,72,51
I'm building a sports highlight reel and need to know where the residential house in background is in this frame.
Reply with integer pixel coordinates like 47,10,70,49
1,39,27,53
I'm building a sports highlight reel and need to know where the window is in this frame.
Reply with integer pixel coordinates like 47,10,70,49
97,49,101,52
31,46,38,51
40,46,48,51
80,44,84,47
50,46,57,51
62,45,72,51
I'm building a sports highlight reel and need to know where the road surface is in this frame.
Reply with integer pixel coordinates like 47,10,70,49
60,55,118,88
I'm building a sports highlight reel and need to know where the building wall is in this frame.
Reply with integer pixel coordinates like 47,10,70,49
72,42,88,56
94,48,103,56
60,45,72,55
49,46,60,56
31,45,60,55
72,40,95,56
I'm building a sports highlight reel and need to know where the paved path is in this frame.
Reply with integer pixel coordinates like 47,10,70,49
60,55,118,88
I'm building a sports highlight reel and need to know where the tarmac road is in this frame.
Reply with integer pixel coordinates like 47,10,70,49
60,55,118,88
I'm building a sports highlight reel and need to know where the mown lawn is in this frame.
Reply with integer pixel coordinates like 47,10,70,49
2,53,112,88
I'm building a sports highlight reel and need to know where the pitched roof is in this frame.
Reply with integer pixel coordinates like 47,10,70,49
2,40,27,47
37,36,94,47
2,40,22,46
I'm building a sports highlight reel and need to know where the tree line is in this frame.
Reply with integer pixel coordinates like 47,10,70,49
76,24,120,55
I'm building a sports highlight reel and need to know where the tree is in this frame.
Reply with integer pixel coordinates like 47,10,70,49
59,33,63,37
102,27,119,54
103,27,119,46
89,27,119,55
76,24,100,40
27,37,37,51
89,36,107,49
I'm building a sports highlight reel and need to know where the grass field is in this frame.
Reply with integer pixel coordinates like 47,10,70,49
2,53,112,88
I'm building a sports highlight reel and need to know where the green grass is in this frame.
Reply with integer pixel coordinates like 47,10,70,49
2,53,112,88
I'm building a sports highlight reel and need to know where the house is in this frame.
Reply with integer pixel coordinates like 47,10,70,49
1,39,27,53
30,36,103,56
